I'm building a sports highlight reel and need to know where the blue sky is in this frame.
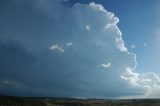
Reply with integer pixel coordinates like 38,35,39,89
0,0,160,98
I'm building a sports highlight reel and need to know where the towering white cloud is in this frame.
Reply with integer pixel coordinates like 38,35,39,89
1,0,159,98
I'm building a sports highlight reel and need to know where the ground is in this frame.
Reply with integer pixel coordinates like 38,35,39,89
1,94,160,106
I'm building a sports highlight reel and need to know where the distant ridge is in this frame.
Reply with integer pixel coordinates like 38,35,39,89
0,93,7,97
1,94,160,106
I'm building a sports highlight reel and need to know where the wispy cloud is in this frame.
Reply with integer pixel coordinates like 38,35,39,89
130,44,136,49
143,43,147,46
50,44,64,52
85,25,90,31
99,62,111,68
0,79,26,90
65,42,72,46
0,80,9,85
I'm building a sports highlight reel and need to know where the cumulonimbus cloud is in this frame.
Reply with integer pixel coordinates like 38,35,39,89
0,0,159,98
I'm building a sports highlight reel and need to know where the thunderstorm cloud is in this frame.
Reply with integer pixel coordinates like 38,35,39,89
0,0,159,98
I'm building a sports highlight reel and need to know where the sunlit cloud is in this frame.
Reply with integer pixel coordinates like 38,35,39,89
121,67,160,98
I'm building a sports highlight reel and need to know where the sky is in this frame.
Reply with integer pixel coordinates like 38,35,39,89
0,0,160,99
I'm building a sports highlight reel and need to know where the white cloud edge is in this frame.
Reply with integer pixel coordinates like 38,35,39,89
121,67,160,98
90,2,128,53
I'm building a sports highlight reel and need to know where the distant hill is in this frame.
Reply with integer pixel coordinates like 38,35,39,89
0,93,7,97
1,95,160,106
